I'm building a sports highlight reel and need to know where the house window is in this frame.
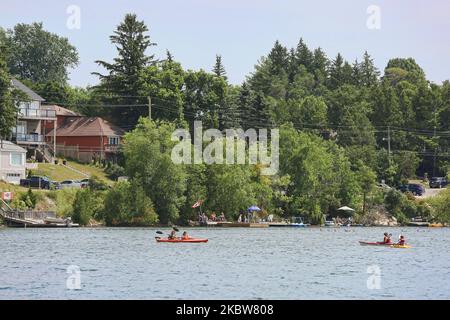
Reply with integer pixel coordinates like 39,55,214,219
10,153,23,166
16,121,27,134
109,137,120,145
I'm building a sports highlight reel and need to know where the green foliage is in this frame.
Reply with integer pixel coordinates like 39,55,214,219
427,189,450,223
279,124,360,223
89,175,109,191
19,189,39,209
124,119,187,224
205,164,257,220
102,180,157,226
212,55,227,80
105,164,126,181
72,189,104,226
383,189,424,222
0,48,16,138
47,188,78,217
93,13,155,126
6,22,78,83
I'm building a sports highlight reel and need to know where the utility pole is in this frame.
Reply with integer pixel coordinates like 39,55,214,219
432,101,439,177
387,125,391,162
433,124,437,177
148,96,152,120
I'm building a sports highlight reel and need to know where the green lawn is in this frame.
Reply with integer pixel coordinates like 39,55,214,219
66,161,110,181
33,163,86,181
29,161,111,183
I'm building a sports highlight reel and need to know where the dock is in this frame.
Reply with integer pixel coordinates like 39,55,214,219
1,199,78,228
216,222,269,228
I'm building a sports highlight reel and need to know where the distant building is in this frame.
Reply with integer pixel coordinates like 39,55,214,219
46,116,124,163
10,78,57,162
0,141,27,185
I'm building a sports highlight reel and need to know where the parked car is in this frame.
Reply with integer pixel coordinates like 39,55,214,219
79,178,90,189
429,177,448,188
399,183,425,196
60,180,83,189
20,176,60,190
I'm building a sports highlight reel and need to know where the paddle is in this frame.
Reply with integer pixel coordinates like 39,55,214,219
173,226,180,232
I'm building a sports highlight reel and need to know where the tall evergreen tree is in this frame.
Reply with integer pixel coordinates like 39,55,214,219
360,51,380,86
351,59,362,86
238,82,255,129
311,47,329,88
294,38,313,71
342,61,354,86
267,40,289,74
93,13,155,126
0,49,16,141
166,50,174,63
212,54,227,80
327,53,345,90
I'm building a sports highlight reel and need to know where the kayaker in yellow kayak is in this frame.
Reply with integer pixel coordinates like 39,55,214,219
397,235,406,245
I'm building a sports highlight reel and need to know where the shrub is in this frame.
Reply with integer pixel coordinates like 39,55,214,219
89,174,109,191
105,164,126,181
48,188,78,217
101,180,158,226
19,189,40,209
72,189,105,225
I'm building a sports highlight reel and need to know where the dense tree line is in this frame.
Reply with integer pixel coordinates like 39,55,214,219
1,15,449,225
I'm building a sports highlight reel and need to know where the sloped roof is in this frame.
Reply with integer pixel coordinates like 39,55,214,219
11,78,45,102
0,140,27,153
47,117,125,137
44,105,82,117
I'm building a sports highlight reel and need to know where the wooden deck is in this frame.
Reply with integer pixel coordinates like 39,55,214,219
1,199,78,228
216,222,269,228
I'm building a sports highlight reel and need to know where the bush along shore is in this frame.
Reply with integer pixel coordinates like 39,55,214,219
1,121,449,228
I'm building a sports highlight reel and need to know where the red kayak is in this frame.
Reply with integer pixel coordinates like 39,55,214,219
155,237,208,243
359,241,393,246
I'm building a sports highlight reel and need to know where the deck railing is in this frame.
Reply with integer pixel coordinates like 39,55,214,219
18,108,56,118
13,133,44,143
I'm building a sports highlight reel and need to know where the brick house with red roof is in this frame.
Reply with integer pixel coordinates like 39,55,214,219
45,106,124,163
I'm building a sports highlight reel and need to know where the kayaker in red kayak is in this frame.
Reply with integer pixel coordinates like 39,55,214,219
397,235,406,245
182,231,190,240
168,230,177,240
382,232,392,244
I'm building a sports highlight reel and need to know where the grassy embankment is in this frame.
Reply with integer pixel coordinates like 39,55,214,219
0,161,112,219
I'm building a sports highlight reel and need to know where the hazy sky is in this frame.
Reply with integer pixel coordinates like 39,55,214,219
1,0,449,87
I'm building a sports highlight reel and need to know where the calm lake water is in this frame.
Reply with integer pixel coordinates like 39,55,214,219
0,226,449,299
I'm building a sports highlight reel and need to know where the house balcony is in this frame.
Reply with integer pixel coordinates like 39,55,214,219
18,108,56,120
13,133,46,145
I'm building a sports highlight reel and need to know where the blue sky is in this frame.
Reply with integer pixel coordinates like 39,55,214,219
1,0,449,87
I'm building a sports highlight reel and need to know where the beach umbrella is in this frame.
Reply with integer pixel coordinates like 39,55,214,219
248,205,261,212
337,206,355,212
337,206,355,215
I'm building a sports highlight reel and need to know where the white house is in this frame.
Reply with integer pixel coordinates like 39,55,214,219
0,140,27,185
10,78,57,162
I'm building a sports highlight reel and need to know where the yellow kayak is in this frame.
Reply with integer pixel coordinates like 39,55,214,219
389,244,412,249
